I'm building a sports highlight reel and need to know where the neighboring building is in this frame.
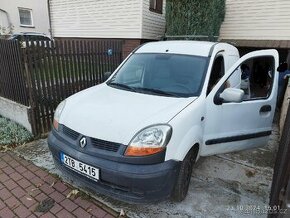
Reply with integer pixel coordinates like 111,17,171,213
0,0,50,36
219,0,290,59
49,0,166,57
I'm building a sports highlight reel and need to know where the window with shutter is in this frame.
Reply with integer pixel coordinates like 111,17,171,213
149,0,163,14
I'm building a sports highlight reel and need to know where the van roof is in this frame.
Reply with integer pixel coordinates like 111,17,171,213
135,40,217,57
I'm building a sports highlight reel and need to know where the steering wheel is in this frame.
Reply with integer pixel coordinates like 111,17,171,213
166,84,192,93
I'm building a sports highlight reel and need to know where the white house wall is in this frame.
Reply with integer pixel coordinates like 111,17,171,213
0,0,50,35
141,0,166,40
50,0,143,39
220,0,290,41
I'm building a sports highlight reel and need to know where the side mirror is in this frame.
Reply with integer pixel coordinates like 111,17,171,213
216,88,244,105
103,72,112,81
277,63,288,72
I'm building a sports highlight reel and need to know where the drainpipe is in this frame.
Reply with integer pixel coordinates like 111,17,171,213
0,8,12,29
47,0,53,37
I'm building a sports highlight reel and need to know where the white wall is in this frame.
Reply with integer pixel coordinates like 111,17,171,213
220,0,290,41
0,0,50,35
50,0,143,39
0,97,32,133
141,0,166,40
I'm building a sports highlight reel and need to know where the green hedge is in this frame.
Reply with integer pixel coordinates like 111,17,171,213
0,116,33,146
166,0,225,39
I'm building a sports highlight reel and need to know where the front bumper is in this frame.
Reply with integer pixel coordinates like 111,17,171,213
48,130,181,203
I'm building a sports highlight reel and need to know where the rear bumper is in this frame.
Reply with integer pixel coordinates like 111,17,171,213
48,131,180,203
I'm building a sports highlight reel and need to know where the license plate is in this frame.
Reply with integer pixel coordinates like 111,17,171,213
60,153,99,181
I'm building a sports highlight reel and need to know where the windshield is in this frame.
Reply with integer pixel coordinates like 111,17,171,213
107,53,208,97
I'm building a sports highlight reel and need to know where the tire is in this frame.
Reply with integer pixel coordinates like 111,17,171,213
171,146,198,202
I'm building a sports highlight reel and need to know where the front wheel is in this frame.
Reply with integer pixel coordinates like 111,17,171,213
171,146,198,202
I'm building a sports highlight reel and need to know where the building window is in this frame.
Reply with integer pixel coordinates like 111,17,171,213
18,8,34,27
150,0,163,14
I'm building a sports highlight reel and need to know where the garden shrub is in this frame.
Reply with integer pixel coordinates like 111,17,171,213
166,0,226,39
0,116,33,146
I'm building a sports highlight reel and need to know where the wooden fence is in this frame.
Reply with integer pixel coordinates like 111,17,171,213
0,40,29,105
0,39,123,135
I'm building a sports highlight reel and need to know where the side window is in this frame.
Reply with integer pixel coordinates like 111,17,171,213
224,56,275,101
149,0,163,14
207,56,225,95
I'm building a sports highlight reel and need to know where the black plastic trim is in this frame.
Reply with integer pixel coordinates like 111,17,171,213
208,43,219,57
48,134,181,203
205,131,272,145
51,127,166,165
260,105,272,113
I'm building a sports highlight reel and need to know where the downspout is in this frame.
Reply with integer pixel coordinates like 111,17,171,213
47,0,53,37
0,8,12,28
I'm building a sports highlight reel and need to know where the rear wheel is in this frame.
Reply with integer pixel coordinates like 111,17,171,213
171,146,198,202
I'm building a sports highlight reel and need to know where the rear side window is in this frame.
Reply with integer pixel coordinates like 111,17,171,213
207,56,225,94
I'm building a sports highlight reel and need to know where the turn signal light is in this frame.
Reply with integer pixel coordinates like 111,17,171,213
125,146,165,156
53,119,59,131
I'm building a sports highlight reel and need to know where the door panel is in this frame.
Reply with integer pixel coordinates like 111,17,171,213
201,50,279,156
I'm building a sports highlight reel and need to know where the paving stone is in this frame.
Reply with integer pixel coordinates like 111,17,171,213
53,181,68,193
3,179,18,190
11,186,26,198
0,207,15,218
10,172,23,181
73,207,91,217
49,191,65,203
49,203,63,214
14,205,32,218
15,165,27,174
5,195,21,209
0,152,116,218
2,166,15,175
61,199,78,212
20,195,37,208
56,209,75,218
18,178,31,189
0,188,12,200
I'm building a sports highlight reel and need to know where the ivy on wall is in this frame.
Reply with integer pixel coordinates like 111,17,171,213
166,0,225,39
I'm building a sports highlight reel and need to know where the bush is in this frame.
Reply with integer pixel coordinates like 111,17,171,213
166,0,226,37
0,116,33,146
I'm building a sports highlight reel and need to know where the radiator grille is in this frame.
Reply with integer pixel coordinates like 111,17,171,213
62,126,80,140
91,138,121,152
62,125,121,152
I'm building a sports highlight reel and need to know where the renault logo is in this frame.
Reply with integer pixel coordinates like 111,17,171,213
79,137,87,148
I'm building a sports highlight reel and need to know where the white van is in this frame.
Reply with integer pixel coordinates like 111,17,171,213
48,41,279,202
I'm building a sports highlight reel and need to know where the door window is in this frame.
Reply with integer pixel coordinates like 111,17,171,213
207,55,225,95
222,56,275,101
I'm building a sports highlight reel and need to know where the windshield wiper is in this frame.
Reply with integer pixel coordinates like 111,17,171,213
135,87,181,97
107,82,137,92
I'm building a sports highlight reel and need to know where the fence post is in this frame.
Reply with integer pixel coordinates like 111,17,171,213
23,41,38,136
269,99,290,216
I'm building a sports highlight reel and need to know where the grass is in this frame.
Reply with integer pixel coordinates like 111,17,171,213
0,116,33,147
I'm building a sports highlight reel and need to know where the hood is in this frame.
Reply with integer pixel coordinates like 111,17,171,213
59,84,196,144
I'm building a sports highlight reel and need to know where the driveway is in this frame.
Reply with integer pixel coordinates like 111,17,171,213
14,124,279,218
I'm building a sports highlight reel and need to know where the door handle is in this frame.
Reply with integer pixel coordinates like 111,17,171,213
260,105,272,113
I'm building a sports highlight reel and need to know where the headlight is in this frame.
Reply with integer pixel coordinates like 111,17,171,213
53,100,66,131
125,125,172,156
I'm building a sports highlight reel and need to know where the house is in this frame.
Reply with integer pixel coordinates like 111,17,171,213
49,0,166,58
0,0,51,36
219,0,290,60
